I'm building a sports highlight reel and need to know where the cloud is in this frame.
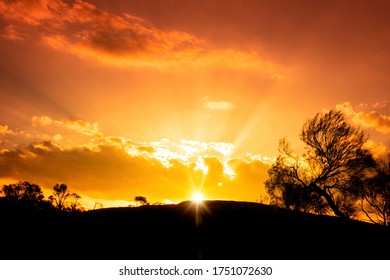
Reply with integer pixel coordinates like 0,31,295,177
0,115,271,207
0,0,279,72
0,124,21,148
32,115,101,136
0,139,269,205
222,157,270,201
0,140,176,199
363,139,388,159
336,102,390,134
0,0,63,26
2,24,26,41
372,100,390,109
0,124,14,135
203,96,235,111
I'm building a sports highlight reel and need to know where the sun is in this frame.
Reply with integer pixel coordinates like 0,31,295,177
192,192,204,203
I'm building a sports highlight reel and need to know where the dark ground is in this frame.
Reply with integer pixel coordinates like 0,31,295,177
1,199,389,260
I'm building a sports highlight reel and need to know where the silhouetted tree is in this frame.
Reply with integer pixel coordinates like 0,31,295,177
360,148,390,225
152,201,165,205
135,196,149,206
265,110,375,219
1,181,46,208
49,183,83,212
93,201,104,210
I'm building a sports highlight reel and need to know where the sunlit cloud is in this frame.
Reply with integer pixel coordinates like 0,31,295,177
0,115,270,207
363,139,388,159
0,125,14,135
244,153,276,165
372,100,390,109
137,138,236,168
0,0,279,73
336,102,390,134
203,96,235,111
32,115,101,136
0,0,63,26
2,24,26,41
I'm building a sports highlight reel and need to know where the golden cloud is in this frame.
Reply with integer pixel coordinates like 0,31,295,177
0,0,279,72
0,139,269,205
336,102,390,134
32,115,101,136
203,96,235,111
0,124,14,135
0,115,271,206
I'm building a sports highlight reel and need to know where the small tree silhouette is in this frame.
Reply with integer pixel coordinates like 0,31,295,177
49,183,82,212
135,196,149,206
93,201,104,210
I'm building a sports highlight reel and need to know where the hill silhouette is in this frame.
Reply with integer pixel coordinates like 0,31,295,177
1,199,389,260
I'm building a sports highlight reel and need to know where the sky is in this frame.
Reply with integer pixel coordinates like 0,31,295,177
0,0,389,209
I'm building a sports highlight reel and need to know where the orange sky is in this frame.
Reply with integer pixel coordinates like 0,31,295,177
0,0,389,208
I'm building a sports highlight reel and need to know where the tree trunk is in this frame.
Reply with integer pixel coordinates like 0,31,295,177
310,183,349,220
